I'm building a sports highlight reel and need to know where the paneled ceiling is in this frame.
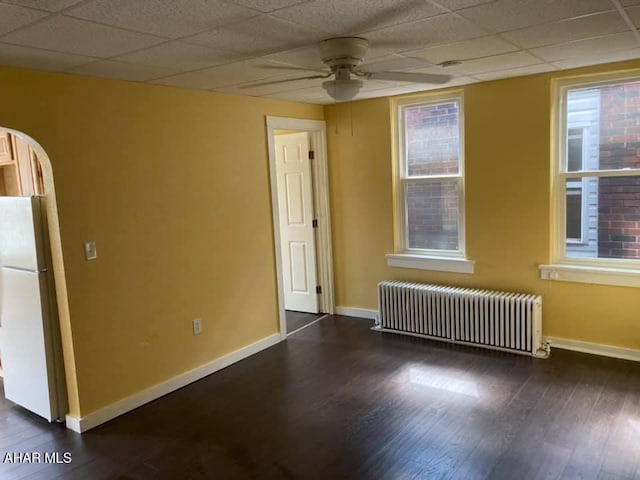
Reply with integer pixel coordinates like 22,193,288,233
0,0,639,104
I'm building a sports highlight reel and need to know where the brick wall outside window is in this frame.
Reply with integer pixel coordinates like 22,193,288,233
597,83,640,259
405,102,460,250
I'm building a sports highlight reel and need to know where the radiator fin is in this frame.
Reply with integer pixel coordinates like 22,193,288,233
377,281,544,357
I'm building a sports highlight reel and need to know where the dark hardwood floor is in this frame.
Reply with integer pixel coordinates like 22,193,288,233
285,310,325,334
2,315,640,479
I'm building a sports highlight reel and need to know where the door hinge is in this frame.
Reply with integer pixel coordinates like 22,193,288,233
316,285,322,294
312,219,318,228
308,150,315,160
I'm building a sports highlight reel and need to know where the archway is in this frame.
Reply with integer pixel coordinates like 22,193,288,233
0,127,77,421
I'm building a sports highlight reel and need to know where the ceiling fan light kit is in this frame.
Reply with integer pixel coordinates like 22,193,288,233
322,78,364,102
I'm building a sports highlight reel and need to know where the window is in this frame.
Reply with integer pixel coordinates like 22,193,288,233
387,94,473,274
542,73,640,287
565,127,588,243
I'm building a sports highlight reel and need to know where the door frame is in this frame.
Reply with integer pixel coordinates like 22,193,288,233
266,116,334,339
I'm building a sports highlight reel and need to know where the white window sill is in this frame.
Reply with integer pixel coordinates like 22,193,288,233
386,254,474,274
539,264,640,288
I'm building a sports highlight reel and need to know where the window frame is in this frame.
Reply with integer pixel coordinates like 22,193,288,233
393,92,467,261
550,71,640,274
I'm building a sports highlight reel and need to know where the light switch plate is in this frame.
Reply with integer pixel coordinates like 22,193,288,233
84,241,97,260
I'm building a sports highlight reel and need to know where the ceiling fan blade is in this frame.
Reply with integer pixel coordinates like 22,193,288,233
367,71,452,84
239,74,331,89
257,64,329,74
358,56,434,73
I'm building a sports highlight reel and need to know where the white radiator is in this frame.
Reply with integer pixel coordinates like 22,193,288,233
375,281,549,358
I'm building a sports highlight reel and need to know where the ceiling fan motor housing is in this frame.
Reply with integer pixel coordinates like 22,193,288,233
319,37,369,68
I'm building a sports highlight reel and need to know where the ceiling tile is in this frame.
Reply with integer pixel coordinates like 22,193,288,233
408,50,541,75
625,5,640,27
270,0,446,36
407,35,518,64
66,0,258,38
453,50,541,74
356,86,414,99
0,3,48,36
551,48,640,69
530,32,639,62
264,45,330,70
1,16,165,57
115,41,244,71
225,0,312,13
1,0,84,12
362,13,486,53
265,85,328,101
502,11,629,49
457,0,614,33
68,60,180,82
433,0,495,9
152,58,316,90
0,42,94,70
472,63,555,80
183,15,327,57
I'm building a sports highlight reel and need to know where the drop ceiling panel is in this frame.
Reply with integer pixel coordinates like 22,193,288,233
551,48,640,69
625,6,640,27
410,50,541,75
434,0,496,10
270,0,446,35
69,60,180,82
0,16,165,57
457,0,614,33
1,0,84,11
362,14,487,53
0,3,48,36
472,63,555,80
66,0,259,38
0,42,94,70
264,46,332,70
266,85,329,102
225,0,313,13
530,32,639,62
502,10,629,49
183,15,327,57
115,41,245,71
152,58,316,90
407,35,519,64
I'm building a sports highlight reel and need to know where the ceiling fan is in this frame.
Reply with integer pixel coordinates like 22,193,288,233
244,37,453,102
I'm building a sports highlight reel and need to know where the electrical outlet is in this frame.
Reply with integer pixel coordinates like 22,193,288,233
192,318,202,336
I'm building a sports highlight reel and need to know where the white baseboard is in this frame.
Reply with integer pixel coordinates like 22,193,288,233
335,306,378,320
65,333,282,433
545,336,640,362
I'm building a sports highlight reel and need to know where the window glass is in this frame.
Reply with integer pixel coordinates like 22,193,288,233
562,80,640,262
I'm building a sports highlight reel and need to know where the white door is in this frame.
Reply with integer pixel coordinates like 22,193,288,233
275,132,319,313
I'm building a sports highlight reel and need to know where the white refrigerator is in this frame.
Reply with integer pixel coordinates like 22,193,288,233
0,196,67,421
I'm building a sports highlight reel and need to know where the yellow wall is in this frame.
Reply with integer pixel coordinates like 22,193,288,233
326,59,640,351
0,65,323,417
